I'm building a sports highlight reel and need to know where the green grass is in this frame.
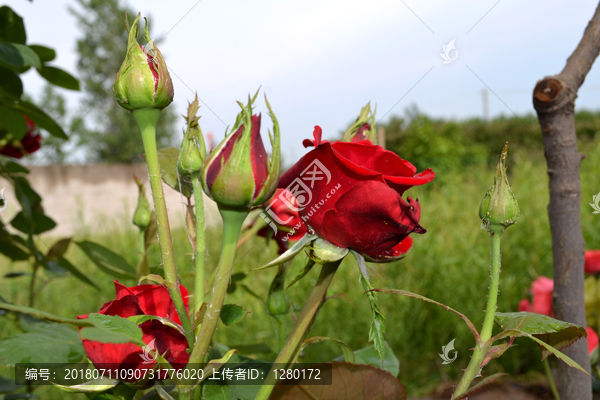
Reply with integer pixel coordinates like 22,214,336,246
2,139,600,398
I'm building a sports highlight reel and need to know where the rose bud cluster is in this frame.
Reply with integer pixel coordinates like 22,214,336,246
113,13,173,112
0,116,42,159
201,94,280,210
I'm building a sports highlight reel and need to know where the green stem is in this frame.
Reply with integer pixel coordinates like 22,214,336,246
276,315,285,352
544,358,561,400
453,230,502,398
187,207,247,366
254,261,340,400
136,228,149,279
192,174,206,334
133,108,194,347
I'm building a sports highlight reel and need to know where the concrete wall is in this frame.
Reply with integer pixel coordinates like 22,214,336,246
0,164,220,237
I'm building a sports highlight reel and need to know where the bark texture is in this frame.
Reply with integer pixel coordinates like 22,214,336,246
532,3,600,399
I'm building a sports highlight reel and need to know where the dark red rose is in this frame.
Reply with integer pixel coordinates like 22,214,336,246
0,117,42,159
259,188,307,253
585,250,600,275
78,281,190,380
278,126,434,259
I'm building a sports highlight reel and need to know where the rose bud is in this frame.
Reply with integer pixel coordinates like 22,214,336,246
0,116,42,159
113,13,173,111
278,126,434,261
132,176,151,230
341,103,378,143
479,141,519,234
177,94,206,177
201,93,280,209
266,265,290,316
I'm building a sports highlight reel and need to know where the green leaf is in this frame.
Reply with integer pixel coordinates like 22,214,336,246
80,313,144,345
10,100,67,139
75,240,136,280
0,323,85,364
0,104,27,138
270,362,406,400
0,225,30,260
287,258,315,289
334,342,400,377
4,271,27,278
372,288,481,343
0,374,18,393
294,336,354,364
128,314,185,336
156,385,177,400
0,302,93,327
0,66,23,99
2,161,29,174
37,66,79,91
11,210,57,235
494,328,591,377
54,256,100,290
0,43,41,68
4,394,38,399
255,233,318,271
360,276,386,361
0,6,26,44
220,304,250,326
28,45,56,63
52,378,120,393
155,147,192,196
46,238,71,260
494,312,586,357
201,383,235,400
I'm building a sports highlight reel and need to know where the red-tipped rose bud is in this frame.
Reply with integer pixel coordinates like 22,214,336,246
201,92,280,209
114,13,173,111
341,103,377,144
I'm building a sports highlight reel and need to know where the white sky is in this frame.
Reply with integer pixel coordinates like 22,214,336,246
6,0,600,164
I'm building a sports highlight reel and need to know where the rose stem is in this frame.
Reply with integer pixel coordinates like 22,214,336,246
133,108,195,347
254,260,340,400
543,358,560,400
187,207,247,364
136,228,149,278
453,229,502,398
192,174,206,334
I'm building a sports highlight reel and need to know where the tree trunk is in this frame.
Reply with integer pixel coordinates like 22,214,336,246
532,3,600,399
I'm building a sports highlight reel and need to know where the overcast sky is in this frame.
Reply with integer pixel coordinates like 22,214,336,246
6,0,600,164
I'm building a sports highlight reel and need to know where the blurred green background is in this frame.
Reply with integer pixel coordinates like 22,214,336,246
2,111,600,398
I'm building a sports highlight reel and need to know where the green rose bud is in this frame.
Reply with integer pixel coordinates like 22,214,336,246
177,94,206,176
341,103,378,143
266,264,290,316
201,91,280,209
133,176,151,230
479,141,520,234
114,13,174,111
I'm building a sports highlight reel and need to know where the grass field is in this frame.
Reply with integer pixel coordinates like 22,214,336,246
2,139,600,399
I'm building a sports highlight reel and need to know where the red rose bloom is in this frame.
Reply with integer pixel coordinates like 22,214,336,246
518,276,554,317
0,117,42,159
585,250,600,275
78,281,190,379
587,327,599,354
259,189,307,253
278,126,434,259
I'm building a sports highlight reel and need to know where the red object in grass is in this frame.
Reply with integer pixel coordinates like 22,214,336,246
585,250,600,275
518,276,554,317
